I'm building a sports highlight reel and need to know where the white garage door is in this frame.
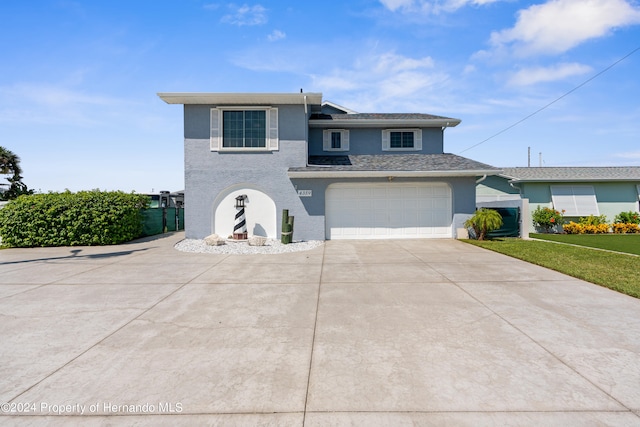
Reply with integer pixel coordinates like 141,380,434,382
325,182,452,239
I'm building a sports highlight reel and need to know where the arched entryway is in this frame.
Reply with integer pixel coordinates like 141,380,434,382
212,185,277,238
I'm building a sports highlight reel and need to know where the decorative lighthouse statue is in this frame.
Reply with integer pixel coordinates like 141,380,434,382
233,195,248,240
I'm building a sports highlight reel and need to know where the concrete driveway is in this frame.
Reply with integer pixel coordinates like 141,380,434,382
1,232,639,426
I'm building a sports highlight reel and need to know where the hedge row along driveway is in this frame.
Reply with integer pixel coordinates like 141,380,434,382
0,191,150,247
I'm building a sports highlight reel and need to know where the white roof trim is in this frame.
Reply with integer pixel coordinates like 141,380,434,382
309,118,460,128
322,100,358,114
158,92,323,105
288,169,500,179
508,177,640,183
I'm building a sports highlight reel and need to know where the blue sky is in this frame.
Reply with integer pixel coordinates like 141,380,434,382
1,0,639,193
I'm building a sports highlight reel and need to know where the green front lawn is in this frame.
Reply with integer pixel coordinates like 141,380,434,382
530,233,640,256
465,238,640,299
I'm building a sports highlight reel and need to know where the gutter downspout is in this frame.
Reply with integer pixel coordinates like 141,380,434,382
475,174,487,184
509,180,522,196
303,95,331,168
509,179,530,239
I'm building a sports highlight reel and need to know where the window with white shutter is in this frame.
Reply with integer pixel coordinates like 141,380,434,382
210,107,278,151
550,185,599,216
381,129,422,151
323,129,349,152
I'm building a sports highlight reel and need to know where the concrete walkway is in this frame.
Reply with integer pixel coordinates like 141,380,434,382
1,232,639,426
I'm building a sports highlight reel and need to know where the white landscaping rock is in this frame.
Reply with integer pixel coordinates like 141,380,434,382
204,234,226,246
175,238,323,255
248,236,267,246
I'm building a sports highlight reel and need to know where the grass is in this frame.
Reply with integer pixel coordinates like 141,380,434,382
465,238,640,299
530,233,640,256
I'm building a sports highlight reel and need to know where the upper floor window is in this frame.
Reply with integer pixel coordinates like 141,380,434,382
223,110,265,148
390,131,414,148
210,107,278,151
323,129,349,152
382,129,422,151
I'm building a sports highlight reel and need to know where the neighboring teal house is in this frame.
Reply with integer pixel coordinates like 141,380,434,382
477,167,640,233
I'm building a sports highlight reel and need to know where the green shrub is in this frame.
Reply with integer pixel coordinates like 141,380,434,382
532,206,564,233
578,214,608,226
465,208,503,241
0,190,150,247
563,221,581,234
612,223,640,234
614,211,640,224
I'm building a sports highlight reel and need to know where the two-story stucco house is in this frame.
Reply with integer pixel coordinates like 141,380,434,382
158,92,500,241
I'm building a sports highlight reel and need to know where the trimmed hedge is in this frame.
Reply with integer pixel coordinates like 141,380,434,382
0,190,150,247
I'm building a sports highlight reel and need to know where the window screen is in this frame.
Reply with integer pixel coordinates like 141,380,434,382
222,110,266,148
390,131,414,148
331,131,341,149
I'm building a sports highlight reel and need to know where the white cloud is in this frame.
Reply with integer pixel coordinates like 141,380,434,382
379,0,504,14
490,0,640,56
221,4,267,26
1,83,118,107
231,42,452,111
379,0,414,12
310,51,449,111
614,150,640,159
267,29,286,42
0,83,131,126
508,62,592,86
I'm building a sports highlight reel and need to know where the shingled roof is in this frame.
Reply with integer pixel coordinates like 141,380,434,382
288,154,500,178
310,113,455,121
502,167,640,182
308,113,461,128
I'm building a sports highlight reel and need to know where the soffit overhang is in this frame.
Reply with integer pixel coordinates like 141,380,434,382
157,92,323,105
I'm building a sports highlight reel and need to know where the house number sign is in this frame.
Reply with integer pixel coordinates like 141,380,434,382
297,190,312,197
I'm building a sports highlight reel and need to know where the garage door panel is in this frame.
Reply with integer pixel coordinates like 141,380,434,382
372,199,388,209
432,198,450,210
433,186,449,197
326,183,452,239
359,199,373,210
403,199,418,210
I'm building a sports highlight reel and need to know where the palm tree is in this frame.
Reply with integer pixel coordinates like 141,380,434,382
464,208,503,241
0,146,32,200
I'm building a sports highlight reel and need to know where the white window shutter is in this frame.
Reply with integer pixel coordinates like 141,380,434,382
342,130,349,151
414,129,422,151
210,108,221,151
551,185,598,216
381,130,390,151
268,108,279,151
323,130,330,151
551,186,576,215
573,186,599,216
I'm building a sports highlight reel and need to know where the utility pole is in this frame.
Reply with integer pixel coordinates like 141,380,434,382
528,147,531,167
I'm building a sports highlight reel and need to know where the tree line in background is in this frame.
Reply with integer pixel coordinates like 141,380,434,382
0,146,33,200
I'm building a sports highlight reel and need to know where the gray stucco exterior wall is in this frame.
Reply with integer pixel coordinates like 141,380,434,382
308,127,444,156
183,104,323,240
291,176,477,239
180,100,482,241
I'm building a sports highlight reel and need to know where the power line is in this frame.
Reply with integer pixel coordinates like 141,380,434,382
458,45,640,154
